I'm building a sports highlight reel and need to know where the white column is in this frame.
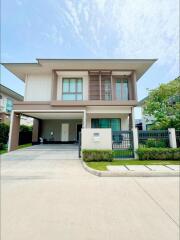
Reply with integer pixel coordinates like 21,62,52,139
131,107,135,128
168,128,177,148
132,127,139,159
83,110,87,128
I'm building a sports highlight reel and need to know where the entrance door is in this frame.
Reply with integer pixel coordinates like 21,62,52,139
77,124,82,142
61,123,69,142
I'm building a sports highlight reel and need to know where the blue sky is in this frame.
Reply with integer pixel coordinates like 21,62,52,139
1,0,179,118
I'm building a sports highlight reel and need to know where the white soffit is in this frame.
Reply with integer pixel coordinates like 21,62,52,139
112,71,132,75
2,59,157,82
23,112,83,120
56,71,88,77
87,106,131,113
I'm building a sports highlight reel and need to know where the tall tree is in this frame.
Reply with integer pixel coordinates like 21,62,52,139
144,76,180,130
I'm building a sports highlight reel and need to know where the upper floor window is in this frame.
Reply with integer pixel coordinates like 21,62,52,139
6,98,13,112
102,78,112,100
62,78,83,100
115,79,129,100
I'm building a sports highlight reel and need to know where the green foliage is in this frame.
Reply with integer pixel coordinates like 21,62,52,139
113,149,133,158
136,148,180,160
82,149,113,162
145,138,167,148
0,123,9,146
20,125,32,132
144,76,180,130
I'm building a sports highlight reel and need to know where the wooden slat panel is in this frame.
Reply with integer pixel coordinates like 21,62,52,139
89,75,100,100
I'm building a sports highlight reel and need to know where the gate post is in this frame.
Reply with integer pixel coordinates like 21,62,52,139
168,128,177,148
132,127,139,159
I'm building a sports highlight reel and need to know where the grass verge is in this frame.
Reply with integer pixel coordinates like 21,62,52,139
17,143,32,149
86,160,180,171
0,143,32,155
0,149,8,155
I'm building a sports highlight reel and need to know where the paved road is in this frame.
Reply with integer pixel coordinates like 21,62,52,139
1,145,179,240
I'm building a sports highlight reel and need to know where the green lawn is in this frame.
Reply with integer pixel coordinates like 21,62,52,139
86,160,180,171
17,143,32,149
0,143,32,155
0,149,8,155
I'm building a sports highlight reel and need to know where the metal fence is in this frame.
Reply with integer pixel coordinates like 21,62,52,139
176,130,180,147
112,131,134,158
138,130,170,148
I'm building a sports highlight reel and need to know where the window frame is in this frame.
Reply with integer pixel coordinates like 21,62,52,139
114,78,129,100
62,78,83,101
91,118,121,131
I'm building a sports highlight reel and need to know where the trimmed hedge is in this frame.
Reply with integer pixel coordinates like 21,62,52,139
0,123,9,150
136,148,180,160
145,138,167,148
82,149,113,162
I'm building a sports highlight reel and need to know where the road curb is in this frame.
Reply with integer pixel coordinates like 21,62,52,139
81,161,180,177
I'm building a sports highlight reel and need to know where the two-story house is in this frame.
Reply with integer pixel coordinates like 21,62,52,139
0,84,23,124
2,59,156,151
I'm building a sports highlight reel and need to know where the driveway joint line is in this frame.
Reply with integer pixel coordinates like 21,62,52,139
134,178,179,228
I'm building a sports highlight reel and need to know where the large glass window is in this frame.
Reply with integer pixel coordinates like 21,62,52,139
62,78,83,100
115,79,129,100
91,118,121,131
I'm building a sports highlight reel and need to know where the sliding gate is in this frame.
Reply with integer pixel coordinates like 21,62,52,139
112,131,134,158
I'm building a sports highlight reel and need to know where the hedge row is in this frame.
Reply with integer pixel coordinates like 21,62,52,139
82,149,113,162
136,148,180,160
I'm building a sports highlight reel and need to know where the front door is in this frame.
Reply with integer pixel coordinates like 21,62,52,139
61,123,69,141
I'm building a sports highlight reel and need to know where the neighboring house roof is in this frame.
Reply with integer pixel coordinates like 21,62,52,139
0,84,23,101
137,96,148,106
1,58,157,82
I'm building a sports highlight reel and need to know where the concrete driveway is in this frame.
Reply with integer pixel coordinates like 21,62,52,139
1,145,179,240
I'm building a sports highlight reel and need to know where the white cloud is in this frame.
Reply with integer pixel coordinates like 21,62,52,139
41,24,63,46
49,0,179,75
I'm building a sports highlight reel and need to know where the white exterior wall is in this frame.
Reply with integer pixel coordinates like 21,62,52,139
86,113,129,130
85,106,131,130
81,128,112,150
56,71,88,100
0,93,9,112
25,74,52,101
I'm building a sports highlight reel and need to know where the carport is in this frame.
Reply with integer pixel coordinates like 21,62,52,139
8,110,86,151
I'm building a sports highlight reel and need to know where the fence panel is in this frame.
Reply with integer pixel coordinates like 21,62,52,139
175,130,180,147
112,131,134,158
138,130,170,148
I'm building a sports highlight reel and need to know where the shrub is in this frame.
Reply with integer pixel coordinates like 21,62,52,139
136,148,180,160
82,149,113,162
113,149,133,158
0,123,9,145
19,125,32,145
0,143,4,150
145,138,167,148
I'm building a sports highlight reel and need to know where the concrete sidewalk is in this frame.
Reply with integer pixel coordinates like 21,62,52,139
83,162,179,177
1,147,180,240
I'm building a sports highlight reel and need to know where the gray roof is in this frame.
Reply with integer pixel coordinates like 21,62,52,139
0,84,23,101
1,58,157,81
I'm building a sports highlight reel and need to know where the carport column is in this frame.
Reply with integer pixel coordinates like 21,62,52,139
32,118,39,144
83,110,87,128
8,111,20,152
168,128,177,148
132,127,139,159
131,107,135,128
